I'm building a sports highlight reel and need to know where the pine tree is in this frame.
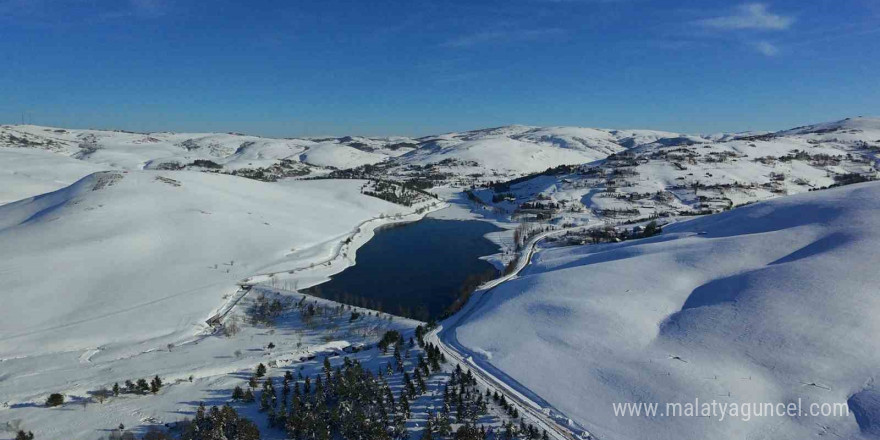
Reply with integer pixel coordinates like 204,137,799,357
282,379,291,402
430,352,442,373
393,414,407,440
394,346,404,372
436,410,452,437
385,385,396,412
414,369,426,394
150,376,162,394
400,392,410,418
232,386,244,400
255,363,267,378
421,416,434,440
453,423,482,440
260,389,271,412
267,406,277,428
323,356,332,381
404,372,416,399
137,378,150,394
112,382,120,396
315,375,325,403
179,403,260,440
504,422,515,440
415,325,425,346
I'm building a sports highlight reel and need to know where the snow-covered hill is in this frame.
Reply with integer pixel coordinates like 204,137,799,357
376,125,698,186
1,116,879,439
454,181,880,440
5,118,877,212
398,125,639,174
0,147,105,205
0,125,417,188
0,123,702,203
471,117,880,226
0,171,431,360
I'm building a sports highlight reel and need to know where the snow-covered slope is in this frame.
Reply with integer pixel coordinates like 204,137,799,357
0,286,427,439
778,115,880,139
298,141,393,169
0,125,417,189
1,123,700,200
6,118,877,208
0,147,105,205
387,125,690,182
1,116,878,439
403,125,629,172
454,181,880,440
473,117,880,225
0,171,419,359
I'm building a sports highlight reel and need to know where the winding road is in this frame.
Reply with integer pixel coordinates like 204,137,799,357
426,226,592,440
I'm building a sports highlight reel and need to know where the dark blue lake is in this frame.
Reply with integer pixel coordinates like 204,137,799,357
307,219,502,320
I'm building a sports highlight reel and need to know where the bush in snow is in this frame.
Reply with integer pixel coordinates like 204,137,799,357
45,393,63,407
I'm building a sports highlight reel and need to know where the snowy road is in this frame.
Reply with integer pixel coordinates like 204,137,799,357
427,226,592,440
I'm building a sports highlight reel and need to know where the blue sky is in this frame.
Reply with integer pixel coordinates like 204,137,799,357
0,0,878,136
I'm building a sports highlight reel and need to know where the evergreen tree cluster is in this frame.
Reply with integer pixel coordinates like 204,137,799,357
487,386,549,440
230,385,255,403
442,365,487,426
236,339,448,440
378,329,403,353
110,375,163,397
179,403,260,440
274,356,426,439
247,293,285,326
361,180,433,207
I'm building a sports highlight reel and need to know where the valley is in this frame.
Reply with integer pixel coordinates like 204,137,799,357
1,117,879,440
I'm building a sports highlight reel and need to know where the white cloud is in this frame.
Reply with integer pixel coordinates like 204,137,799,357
699,3,793,31
754,41,779,56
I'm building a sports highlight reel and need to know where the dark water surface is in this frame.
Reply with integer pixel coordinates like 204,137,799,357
307,219,501,320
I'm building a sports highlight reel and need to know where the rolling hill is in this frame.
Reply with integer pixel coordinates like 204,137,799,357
454,181,880,440
470,117,880,227
0,171,430,360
